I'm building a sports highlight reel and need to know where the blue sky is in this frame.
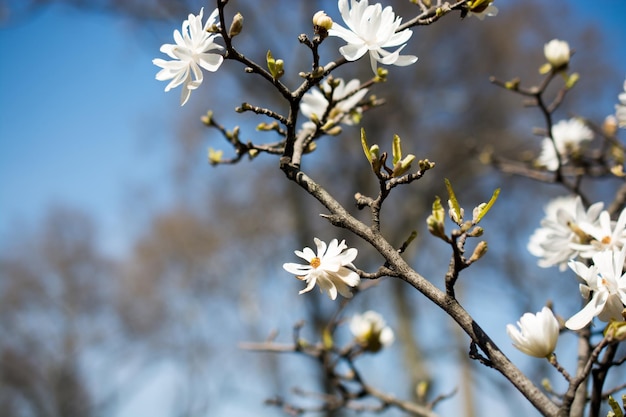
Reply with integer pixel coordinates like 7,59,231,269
0,4,177,255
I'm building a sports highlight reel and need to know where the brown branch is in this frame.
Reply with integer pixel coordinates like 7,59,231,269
279,163,561,417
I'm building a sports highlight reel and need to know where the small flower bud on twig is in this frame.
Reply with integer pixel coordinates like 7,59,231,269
469,241,488,262
228,12,243,37
313,10,333,38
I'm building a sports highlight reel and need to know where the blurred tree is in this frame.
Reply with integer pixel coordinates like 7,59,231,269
0,207,111,417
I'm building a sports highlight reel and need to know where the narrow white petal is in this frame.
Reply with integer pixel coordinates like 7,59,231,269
283,262,312,275
298,276,318,295
198,53,224,72
339,43,368,62
392,54,418,66
565,298,600,330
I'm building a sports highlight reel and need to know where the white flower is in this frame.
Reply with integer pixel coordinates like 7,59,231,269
153,8,224,106
528,196,603,270
328,0,418,74
300,78,368,126
537,118,594,170
506,307,560,358
544,39,570,69
615,78,626,128
570,208,626,258
350,310,394,351
283,238,360,300
565,248,626,330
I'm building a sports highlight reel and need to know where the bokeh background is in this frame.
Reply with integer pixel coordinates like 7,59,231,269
1,0,625,416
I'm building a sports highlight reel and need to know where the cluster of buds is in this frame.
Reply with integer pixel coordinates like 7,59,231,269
360,129,426,178
426,179,499,262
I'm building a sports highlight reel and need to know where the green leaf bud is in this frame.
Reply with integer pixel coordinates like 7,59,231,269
392,154,415,177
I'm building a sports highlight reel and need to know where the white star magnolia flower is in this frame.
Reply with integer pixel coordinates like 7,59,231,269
544,39,570,68
565,247,626,330
300,78,368,126
328,0,418,74
527,196,603,271
283,238,360,300
616,78,626,128
506,307,559,358
153,8,224,106
570,208,626,258
350,310,394,352
537,118,594,171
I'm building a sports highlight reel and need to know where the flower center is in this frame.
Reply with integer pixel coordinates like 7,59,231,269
601,235,612,245
310,257,321,269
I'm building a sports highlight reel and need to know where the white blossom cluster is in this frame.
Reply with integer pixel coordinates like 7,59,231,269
507,195,626,359
153,0,497,105
527,196,626,332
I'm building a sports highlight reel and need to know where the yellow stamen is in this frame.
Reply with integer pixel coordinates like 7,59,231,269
601,236,612,245
310,257,321,268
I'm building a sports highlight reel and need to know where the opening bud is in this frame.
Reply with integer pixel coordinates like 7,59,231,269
313,10,333,36
543,39,570,71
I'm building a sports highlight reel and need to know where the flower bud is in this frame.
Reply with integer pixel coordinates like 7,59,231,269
311,66,325,78
468,226,484,237
208,148,223,165
228,12,243,37
313,10,333,33
469,241,488,262
544,39,570,70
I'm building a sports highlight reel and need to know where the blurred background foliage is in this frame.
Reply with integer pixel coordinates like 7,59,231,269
1,0,625,416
